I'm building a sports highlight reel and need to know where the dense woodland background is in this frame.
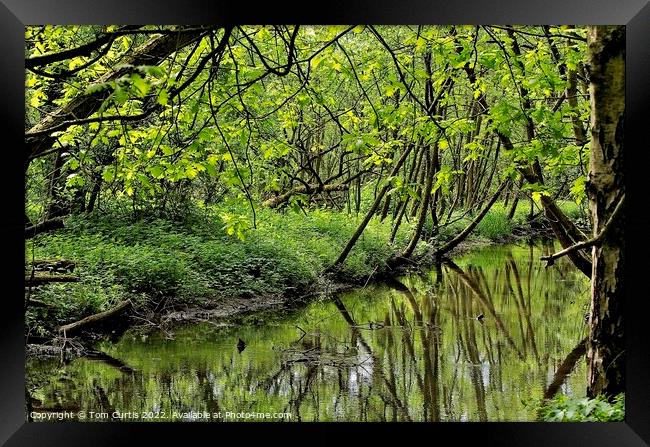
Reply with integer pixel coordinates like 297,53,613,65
24,25,625,410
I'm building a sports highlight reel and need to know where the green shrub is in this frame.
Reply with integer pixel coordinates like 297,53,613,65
26,203,409,329
556,200,585,221
475,203,513,241
537,394,625,422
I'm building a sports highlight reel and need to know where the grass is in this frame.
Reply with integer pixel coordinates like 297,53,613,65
437,201,528,244
476,203,514,241
471,198,588,242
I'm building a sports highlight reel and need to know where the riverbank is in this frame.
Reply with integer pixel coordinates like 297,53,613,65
27,239,594,422
25,199,585,346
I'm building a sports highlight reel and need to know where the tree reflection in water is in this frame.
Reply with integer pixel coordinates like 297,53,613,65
27,241,590,421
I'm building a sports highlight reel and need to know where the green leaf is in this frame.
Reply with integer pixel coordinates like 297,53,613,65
66,173,85,187
66,158,80,170
157,89,169,105
571,176,587,205
185,166,198,179
102,166,117,182
113,86,128,105
130,74,150,97
149,165,165,178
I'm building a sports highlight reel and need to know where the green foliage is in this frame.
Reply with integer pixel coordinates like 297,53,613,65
26,204,410,332
28,231,208,303
557,199,585,221
475,203,513,241
24,25,597,342
537,394,625,422
219,212,252,240
437,203,517,243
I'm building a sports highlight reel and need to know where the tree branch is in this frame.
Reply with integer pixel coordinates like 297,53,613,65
436,179,510,256
25,27,216,161
26,26,141,68
262,183,350,208
238,25,299,76
57,300,132,335
541,194,625,267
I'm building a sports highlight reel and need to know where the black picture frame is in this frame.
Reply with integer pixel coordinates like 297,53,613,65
2,0,649,445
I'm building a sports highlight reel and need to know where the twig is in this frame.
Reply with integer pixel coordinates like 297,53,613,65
295,325,307,342
362,265,379,289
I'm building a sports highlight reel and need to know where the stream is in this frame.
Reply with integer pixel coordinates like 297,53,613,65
27,239,590,422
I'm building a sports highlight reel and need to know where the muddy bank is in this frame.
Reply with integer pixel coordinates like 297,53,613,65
138,274,364,325
25,279,359,359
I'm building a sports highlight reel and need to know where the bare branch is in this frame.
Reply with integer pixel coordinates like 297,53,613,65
541,194,625,267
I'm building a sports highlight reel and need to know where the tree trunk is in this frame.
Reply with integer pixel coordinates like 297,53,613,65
86,176,102,213
45,150,66,219
333,144,415,268
585,25,626,398
389,196,410,243
401,145,435,259
436,179,509,256
507,177,523,220
379,193,391,222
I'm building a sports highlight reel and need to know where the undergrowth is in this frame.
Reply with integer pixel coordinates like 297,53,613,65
537,394,625,422
26,204,411,334
25,198,585,335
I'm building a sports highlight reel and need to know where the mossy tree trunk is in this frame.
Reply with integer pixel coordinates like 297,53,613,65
585,25,626,398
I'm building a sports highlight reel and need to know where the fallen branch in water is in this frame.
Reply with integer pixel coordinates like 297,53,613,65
279,346,369,368
541,194,624,267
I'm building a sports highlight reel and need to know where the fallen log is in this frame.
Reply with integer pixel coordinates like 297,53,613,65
262,183,349,208
57,300,132,335
25,217,64,239
25,273,79,286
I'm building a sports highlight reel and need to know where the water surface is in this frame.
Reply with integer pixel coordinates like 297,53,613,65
27,240,590,422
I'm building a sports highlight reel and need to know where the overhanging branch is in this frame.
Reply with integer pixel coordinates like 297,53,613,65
541,194,625,267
